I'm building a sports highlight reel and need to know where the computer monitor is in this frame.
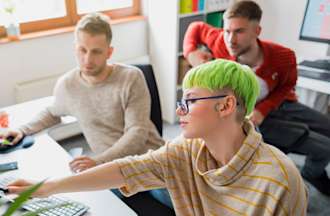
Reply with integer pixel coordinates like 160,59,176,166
300,0,330,44
299,0,330,70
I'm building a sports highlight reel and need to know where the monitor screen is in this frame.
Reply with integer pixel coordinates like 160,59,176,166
299,0,330,44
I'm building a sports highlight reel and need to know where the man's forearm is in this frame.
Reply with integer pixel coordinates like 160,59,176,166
52,161,125,194
19,109,61,135
94,126,151,164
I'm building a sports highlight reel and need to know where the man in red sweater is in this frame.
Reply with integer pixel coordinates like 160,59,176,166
183,0,330,196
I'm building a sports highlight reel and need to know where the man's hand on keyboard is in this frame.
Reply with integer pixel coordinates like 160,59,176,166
69,156,97,173
7,179,55,198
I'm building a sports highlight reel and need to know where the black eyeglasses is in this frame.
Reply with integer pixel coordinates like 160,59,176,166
177,95,228,115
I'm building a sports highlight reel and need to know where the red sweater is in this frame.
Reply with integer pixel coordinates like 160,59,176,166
183,22,297,117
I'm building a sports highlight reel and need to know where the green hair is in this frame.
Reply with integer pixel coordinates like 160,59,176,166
182,59,260,116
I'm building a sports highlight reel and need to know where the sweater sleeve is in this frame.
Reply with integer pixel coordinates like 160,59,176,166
255,50,297,117
115,135,187,196
183,21,219,58
18,76,69,135
115,144,168,196
93,70,157,163
18,109,61,135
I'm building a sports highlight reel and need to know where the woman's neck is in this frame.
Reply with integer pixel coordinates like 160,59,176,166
204,122,246,166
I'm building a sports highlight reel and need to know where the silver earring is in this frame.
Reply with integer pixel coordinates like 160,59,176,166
214,103,220,112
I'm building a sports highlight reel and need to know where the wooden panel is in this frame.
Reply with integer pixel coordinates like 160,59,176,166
0,0,140,38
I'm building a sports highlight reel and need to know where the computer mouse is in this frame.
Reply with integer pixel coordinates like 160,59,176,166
21,136,34,148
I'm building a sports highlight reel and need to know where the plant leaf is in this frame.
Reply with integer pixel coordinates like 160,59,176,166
2,180,45,216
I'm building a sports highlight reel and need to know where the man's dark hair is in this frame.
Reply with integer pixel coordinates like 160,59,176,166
224,0,262,22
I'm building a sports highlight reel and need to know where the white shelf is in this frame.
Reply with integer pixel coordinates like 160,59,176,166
206,8,225,13
297,76,330,95
149,0,233,123
179,11,205,18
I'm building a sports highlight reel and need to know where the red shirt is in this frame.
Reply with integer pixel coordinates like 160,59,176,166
183,22,297,117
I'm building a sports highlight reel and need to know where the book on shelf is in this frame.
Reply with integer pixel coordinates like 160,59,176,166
192,0,198,12
198,0,205,11
206,0,231,11
180,0,206,14
206,11,224,27
180,0,193,14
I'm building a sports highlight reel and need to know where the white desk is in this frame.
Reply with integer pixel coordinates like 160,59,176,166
296,64,330,113
297,75,330,95
0,96,82,141
0,101,137,216
296,57,330,95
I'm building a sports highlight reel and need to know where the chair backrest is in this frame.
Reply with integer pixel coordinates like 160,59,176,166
133,64,163,136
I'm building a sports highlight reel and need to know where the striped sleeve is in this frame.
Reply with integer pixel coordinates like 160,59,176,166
115,143,169,196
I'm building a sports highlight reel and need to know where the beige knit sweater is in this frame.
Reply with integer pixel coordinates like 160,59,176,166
116,120,308,216
19,64,164,164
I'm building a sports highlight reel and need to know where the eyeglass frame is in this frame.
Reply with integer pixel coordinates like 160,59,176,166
177,95,239,115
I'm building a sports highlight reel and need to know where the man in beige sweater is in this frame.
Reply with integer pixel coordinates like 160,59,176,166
8,60,308,215
2,13,164,172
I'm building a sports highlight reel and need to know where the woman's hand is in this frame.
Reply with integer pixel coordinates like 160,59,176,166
7,179,56,198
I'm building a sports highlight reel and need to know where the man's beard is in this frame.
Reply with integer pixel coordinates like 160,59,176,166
82,65,104,77
229,44,252,57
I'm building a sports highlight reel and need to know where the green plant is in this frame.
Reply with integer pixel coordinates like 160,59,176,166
0,0,20,39
0,0,16,15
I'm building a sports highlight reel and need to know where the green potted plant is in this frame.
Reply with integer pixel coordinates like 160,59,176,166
0,0,20,40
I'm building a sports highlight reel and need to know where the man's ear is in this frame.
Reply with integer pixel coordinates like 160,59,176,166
256,25,261,36
107,46,114,59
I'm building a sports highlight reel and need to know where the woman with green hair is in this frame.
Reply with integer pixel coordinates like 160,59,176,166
8,59,307,215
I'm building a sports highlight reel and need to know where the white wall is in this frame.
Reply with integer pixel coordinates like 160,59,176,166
0,19,147,107
255,0,329,58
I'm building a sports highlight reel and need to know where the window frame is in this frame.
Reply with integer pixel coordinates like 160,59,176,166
0,0,140,38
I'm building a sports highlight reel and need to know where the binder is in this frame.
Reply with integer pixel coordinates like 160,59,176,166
180,0,193,14
198,0,205,11
206,12,224,28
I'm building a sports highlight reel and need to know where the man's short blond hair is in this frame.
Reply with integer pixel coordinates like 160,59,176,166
75,13,112,44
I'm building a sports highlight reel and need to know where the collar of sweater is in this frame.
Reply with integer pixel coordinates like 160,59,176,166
195,120,262,186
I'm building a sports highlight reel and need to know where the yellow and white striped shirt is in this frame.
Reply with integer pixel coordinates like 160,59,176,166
116,121,308,216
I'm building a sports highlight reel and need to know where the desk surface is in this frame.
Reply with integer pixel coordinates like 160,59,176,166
296,57,330,95
0,96,82,141
297,76,330,95
0,134,137,215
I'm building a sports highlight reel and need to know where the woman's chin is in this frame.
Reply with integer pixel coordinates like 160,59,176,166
182,131,196,139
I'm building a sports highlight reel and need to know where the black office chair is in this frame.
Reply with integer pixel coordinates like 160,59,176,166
134,64,163,136
126,65,175,216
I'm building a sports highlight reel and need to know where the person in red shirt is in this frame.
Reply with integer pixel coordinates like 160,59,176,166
183,0,330,196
